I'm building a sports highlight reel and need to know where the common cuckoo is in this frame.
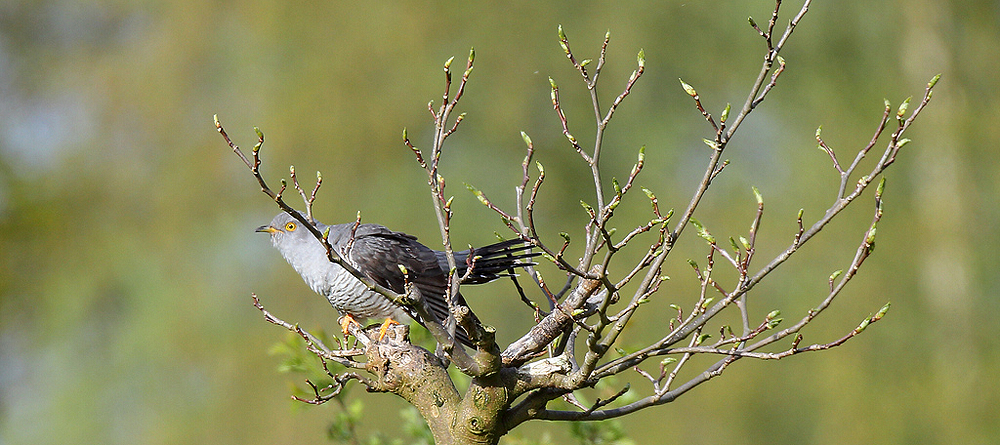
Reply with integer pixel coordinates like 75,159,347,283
256,212,534,346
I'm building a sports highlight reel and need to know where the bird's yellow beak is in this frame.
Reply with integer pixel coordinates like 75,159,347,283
256,225,278,234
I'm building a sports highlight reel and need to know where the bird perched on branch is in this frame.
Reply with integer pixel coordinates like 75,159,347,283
257,211,534,347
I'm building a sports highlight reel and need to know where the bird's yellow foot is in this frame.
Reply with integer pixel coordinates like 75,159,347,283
377,318,400,342
339,314,362,336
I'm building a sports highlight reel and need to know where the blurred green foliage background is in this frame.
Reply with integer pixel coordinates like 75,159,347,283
0,0,996,444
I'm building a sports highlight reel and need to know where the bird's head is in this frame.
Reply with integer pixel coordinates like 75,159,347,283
256,212,317,252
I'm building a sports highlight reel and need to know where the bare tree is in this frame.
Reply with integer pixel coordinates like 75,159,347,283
216,1,938,444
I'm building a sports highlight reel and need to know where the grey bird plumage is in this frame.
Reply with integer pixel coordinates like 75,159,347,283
256,212,534,346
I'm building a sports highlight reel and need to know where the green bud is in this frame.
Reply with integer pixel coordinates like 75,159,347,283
721,103,731,123
928,73,941,89
520,131,532,147
679,78,697,97
535,161,544,176
866,226,877,246
559,232,571,242
444,56,455,70
660,357,677,366
637,49,645,69
642,187,656,201
875,302,891,319
829,269,844,282
748,16,757,28
897,96,912,118
690,218,715,244
854,317,870,334
739,236,751,251
766,310,781,321
696,334,711,346
752,186,763,205
703,139,719,150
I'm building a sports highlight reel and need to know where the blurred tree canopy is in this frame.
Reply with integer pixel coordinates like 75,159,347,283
0,1,996,444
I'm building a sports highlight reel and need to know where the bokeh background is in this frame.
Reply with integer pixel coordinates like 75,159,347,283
0,0,995,444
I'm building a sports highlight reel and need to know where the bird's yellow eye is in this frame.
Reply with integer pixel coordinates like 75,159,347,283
285,222,297,231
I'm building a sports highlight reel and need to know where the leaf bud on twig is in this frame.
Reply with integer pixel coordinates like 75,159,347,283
874,302,891,320
752,186,763,205
896,96,911,118
679,78,697,97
